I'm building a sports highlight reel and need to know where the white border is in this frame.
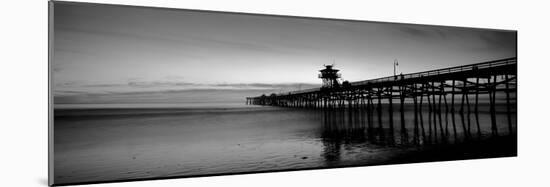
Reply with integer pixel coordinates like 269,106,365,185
2,0,549,187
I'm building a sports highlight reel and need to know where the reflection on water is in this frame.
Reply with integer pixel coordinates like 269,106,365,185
319,102,516,166
54,102,516,185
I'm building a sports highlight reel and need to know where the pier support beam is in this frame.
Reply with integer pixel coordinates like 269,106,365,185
388,86,395,144
506,74,513,135
400,84,408,144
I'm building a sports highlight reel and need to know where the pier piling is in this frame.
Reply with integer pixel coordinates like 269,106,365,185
246,58,517,145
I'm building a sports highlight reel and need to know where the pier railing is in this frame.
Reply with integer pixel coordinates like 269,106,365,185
246,57,517,144
350,57,516,86
263,57,516,97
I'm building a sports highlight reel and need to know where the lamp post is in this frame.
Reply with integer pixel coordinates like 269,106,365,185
394,59,399,76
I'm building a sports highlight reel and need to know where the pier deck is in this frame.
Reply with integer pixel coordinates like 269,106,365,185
246,57,517,142
247,57,516,105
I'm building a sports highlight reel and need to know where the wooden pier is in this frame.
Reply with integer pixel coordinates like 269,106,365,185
246,57,517,144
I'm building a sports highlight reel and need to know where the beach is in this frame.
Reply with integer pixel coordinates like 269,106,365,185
53,102,516,185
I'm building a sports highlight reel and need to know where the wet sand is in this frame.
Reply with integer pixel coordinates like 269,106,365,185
53,103,516,185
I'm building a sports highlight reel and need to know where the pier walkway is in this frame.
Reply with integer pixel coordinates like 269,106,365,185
246,57,517,142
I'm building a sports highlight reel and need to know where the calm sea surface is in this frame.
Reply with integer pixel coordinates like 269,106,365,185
53,102,516,184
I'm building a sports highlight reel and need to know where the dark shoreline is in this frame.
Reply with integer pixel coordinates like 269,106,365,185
52,135,517,186
52,104,516,185
379,134,517,165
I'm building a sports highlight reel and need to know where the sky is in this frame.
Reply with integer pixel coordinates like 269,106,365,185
52,2,516,105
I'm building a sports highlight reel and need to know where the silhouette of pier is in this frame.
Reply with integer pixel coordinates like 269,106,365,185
247,57,517,144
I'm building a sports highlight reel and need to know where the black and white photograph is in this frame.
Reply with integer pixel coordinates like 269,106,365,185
49,1,519,186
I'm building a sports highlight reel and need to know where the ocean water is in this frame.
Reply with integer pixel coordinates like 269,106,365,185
53,102,516,184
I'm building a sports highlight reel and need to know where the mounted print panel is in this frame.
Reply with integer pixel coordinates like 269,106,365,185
49,1,517,186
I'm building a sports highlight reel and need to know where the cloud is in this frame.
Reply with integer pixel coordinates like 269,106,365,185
479,32,517,51
53,81,320,105
396,25,458,44
54,79,320,97
399,26,437,38
126,80,196,87
52,65,63,73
